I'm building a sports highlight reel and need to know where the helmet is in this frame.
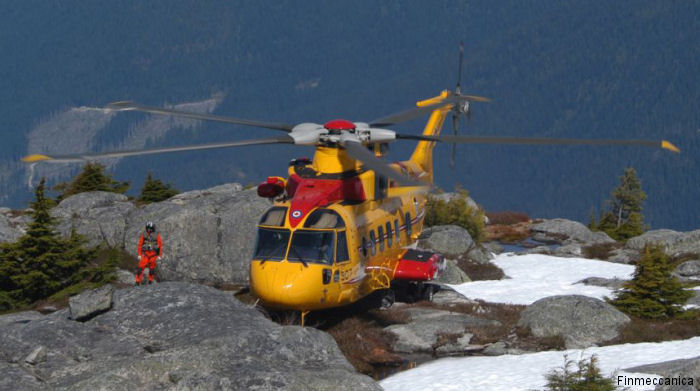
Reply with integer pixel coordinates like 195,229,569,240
145,221,156,233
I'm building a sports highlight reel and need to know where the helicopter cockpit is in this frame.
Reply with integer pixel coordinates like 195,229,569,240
253,207,348,266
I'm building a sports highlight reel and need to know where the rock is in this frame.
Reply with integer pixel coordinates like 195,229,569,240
626,229,700,256
435,259,471,284
687,290,700,307
0,311,43,328
517,295,630,349
466,246,493,264
431,288,477,306
434,334,477,356
553,243,582,257
576,277,627,290
115,269,135,285
124,186,269,285
484,241,504,254
623,356,700,391
0,213,23,243
607,248,639,264
24,346,46,365
52,192,135,247
0,282,380,391
384,307,499,354
69,284,114,321
419,225,474,257
674,260,700,281
531,219,615,245
481,341,525,356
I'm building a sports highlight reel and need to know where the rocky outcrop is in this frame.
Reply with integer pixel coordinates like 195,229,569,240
419,225,494,268
576,277,627,290
0,282,380,391
531,219,615,245
517,295,630,349
624,356,700,391
626,229,700,256
384,307,499,356
46,184,271,285
68,284,114,321
435,260,471,284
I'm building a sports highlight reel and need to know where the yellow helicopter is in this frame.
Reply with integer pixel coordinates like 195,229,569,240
23,46,680,324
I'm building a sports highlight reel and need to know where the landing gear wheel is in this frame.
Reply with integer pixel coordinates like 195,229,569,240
380,289,395,309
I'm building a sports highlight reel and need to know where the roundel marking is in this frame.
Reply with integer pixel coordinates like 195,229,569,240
291,210,302,219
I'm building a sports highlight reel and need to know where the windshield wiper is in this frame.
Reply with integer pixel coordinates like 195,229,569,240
288,246,308,268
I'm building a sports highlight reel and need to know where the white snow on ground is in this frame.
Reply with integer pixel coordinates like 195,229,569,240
380,253,700,390
380,337,700,391
448,253,635,305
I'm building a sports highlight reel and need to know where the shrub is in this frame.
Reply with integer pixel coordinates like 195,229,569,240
54,162,129,201
543,354,618,391
592,167,646,241
485,211,530,225
137,172,179,203
425,188,485,243
609,244,692,319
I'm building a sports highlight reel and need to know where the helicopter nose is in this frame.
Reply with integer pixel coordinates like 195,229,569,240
250,261,321,309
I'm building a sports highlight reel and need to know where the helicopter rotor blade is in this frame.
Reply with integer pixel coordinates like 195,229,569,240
394,134,681,153
106,101,296,132
22,135,296,164
450,114,459,169
342,139,425,187
456,41,464,94
369,99,454,128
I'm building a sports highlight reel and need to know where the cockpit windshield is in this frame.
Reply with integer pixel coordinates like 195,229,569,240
287,230,335,265
254,227,290,260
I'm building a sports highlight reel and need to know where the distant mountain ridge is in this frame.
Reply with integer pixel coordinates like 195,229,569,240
1,1,697,229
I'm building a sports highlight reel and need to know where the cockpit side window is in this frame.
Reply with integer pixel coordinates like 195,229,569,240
304,209,346,229
336,231,349,262
259,207,288,227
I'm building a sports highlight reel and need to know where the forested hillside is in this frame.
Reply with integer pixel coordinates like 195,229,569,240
0,0,697,229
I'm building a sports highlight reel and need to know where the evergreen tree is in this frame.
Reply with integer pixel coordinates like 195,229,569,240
544,355,617,391
137,172,179,203
610,244,692,319
0,178,94,308
595,168,647,240
54,162,130,201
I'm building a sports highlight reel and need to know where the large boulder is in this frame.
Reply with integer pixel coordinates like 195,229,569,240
517,295,630,349
435,259,471,284
674,260,700,282
419,225,474,257
531,219,615,245
124,184,270,284
0,282,380,391
47,183,270,285
52,191,135,247
626,229,700,256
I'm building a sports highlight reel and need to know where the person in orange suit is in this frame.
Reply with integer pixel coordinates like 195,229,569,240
136,221,163,285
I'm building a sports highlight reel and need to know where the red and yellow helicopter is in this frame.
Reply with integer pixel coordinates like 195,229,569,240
23,46,680,324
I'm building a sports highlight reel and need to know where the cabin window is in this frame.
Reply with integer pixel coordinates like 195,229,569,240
259,207,287,227
369,230,377,256
304,209,345,229
361,237,369,258
405,212,412,239
394,219,400,245
336,231,349,262
254,227,290,260
386,222,393,248
288,230,335,265
378,226,385,252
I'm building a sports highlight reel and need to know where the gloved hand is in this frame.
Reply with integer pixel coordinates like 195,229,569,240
138,255,142,261
157,256,162,261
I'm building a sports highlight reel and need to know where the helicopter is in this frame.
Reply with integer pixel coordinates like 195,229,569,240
22,45,680,325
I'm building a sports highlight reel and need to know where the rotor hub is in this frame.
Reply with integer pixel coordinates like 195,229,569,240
324,119,356,134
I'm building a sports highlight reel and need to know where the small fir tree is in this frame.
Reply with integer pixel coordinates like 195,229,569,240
137,172,179,203
610,244,692,319
595,168,646,240
54,162,129,201
544,355,617,391
0,178,94,307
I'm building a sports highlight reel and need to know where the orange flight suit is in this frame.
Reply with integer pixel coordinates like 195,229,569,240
136,232,163,284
